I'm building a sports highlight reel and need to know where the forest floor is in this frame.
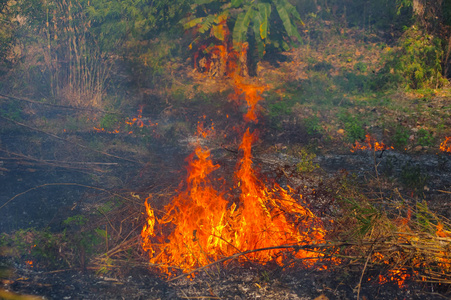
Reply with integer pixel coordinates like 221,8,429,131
1,26,451,299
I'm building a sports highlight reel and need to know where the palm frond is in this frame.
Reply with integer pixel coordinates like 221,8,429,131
232,6,254,45
257,2,271,40
183,17,204,30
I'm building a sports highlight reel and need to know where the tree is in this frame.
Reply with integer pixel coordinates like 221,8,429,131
0,0,16,75
9,0,191,105
84,0,191,53
183,0,303,77
396,0,451,77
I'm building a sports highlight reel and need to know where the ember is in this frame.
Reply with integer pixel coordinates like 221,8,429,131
141,78,327,276
351,134,393,152
378,269,410,288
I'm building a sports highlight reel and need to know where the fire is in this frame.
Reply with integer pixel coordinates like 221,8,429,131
440,137,451,152
25,260,33,268
378,269,410,288
351,134,393,152
93,105,158,134
141,77,327,276
231,80,268,123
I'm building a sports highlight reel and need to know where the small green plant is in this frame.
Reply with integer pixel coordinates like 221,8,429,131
346,198,380,236
63,215,108,267
296,148,319,173
0,101,22,121
392,126,410,149
259,270,271,283
416,129,434,147
304,115,323,135
354,61,368,73
0,228,68,269
338,112,365,142
336,72,370,93
99,113,121,131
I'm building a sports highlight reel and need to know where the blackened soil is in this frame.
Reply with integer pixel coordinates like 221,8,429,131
2,263,448,300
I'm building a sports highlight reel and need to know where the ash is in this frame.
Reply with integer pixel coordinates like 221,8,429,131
2,263,444,299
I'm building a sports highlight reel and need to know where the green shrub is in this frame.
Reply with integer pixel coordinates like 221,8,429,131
100,113,121,131
416,128,435,147
379,26,448,90
296,148,319,173
392,126,410,149
304,115,323,135
339,112,365,142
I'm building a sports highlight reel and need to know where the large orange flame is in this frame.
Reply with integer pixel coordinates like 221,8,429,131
141,78,327,276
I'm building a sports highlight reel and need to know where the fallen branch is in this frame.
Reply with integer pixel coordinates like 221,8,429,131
168,242,348,282
0,92,119,115
0,115,141,164
0,150,117,173
0,183,139,211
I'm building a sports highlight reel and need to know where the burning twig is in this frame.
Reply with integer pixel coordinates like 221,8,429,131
168,243,345,282
351,134,393,153
440,137,451,152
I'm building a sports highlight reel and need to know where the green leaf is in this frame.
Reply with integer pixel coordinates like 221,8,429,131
195,0,216,5
212,24,225,41
257,2,271,40
183,17,204,30
231,0,244,8
252,17,266,58
274,1,293,37
274,0,302,39
232,7,254,45
199,14,215,34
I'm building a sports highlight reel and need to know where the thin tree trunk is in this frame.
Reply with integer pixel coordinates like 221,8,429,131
45,0,54,97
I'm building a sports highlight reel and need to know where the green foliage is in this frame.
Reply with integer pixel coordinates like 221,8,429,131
295,0,412,33
344,198,380,237
303,115,323,135
0,228,67,268
0,0,16,73
415,201,439,234
0,100,22,121
63,214,108,266
380,26,447,89
354,62,368,73
416,128,435,147
184,0,302,62
85,0,191,52
62,214,88,227
99,113,121,131
335,71,370,94
296,72,336,105
338,112,365,142
296,148,319,173
96,198,122,215
392,126,410,149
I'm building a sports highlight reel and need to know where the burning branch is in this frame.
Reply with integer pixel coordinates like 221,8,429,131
168,243,345,282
